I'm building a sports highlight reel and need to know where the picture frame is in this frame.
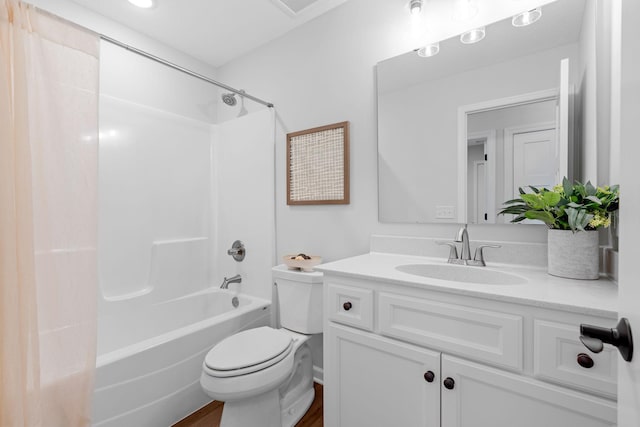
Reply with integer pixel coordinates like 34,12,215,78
286,121,350,205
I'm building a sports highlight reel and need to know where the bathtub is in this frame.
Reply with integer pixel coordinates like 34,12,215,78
92,288,271,427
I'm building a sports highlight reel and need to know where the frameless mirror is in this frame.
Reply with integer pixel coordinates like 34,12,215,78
377,0,586,224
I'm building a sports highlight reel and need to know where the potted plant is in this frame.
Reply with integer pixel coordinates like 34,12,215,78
499,178,619,279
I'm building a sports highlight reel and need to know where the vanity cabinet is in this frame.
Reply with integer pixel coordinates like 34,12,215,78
323,276,617,427
441,355,615,427
326,324,440,427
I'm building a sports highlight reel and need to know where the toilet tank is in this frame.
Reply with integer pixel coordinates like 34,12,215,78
272,265,323,334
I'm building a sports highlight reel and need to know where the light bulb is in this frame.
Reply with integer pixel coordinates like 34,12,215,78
128,0,155,8
512,8,542,27
410,0,423,15
417,43,440,57
460,26,486,44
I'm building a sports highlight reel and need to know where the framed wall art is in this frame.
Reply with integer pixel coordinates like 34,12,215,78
286,121,350,205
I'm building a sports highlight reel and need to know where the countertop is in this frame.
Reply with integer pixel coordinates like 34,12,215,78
315,252,618,318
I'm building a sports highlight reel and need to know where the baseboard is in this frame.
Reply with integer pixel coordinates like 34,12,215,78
313,365,323,385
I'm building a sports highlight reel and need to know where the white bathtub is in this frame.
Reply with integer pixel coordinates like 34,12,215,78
92,288,271,427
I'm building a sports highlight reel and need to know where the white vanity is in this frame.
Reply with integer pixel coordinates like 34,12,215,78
317,248,618,427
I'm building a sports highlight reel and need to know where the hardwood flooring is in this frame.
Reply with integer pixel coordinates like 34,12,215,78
173,382,323,427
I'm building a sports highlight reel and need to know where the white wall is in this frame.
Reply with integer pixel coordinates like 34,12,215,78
577,0,616,185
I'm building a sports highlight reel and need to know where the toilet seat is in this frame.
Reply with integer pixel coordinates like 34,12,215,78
204,327,293,378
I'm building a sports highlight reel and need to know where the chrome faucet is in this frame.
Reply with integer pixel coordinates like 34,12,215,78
437,225,501,266
220,274,242,289
455,224,472,262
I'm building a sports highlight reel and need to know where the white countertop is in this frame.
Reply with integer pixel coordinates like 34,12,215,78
315,252,618,318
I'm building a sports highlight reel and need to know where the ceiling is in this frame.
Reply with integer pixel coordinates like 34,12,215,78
67,0,349,67
67,0,561,69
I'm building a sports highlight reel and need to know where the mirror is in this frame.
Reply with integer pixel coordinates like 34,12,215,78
377,0,586,224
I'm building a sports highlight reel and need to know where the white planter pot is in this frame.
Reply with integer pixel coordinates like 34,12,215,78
547,229,599,280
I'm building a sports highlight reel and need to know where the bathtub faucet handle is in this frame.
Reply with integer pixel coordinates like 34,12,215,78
227,240,246,262
220,274,242,289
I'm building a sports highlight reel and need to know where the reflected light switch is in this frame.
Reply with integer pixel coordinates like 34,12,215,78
436,206,456,219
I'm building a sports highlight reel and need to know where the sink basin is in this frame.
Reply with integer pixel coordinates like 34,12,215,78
395,264,527,285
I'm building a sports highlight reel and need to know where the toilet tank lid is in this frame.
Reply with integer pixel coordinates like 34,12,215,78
272,264,323,283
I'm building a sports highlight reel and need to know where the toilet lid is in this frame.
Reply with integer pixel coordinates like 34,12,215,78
204,327,293,372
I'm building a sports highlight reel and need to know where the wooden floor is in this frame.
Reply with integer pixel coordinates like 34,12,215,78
173,382,323,427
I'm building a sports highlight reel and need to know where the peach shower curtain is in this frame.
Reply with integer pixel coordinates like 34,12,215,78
0,1,99,426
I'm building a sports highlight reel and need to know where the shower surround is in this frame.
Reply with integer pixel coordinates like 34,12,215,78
94,41,275,426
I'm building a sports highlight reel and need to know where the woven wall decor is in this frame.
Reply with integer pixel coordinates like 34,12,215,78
287,121,350,205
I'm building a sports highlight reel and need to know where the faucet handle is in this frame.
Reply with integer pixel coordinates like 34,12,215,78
473,244,501,265
436,241,459,262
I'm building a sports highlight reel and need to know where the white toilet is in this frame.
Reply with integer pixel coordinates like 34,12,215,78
200,265,323,427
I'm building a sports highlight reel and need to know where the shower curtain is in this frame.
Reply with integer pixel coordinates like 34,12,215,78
0,1,99,426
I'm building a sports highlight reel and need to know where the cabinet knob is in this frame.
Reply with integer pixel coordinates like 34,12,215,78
577,353,595,369
343,301,353,311
443,377,455,390
423,371,435,383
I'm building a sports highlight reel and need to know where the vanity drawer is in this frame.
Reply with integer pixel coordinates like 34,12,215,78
378,292,523,371
327,283,374,331
534,319,617,399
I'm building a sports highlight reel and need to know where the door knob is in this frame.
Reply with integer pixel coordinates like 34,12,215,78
579,335,604,353
580,318,633,362
343,302,353,311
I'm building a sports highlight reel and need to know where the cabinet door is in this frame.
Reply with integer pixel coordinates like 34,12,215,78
441,355,616,427
325,324,440,427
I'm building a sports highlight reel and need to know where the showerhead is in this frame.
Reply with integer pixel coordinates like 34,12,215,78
221,92,237,106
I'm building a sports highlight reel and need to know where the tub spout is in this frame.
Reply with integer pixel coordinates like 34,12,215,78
220,274,242,289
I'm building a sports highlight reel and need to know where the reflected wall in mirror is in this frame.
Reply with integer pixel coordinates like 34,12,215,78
377,0,596,225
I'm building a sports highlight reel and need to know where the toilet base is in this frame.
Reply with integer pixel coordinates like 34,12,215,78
281,386,315,427
220,388,282,427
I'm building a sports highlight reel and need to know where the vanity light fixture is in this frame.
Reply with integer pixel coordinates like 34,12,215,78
460,26,485,44
416,42,440,57
512,8,542,27
409,0,423,15
127,0,155,8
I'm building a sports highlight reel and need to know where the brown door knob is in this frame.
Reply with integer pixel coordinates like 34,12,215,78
343,301,353,311
577,353,595,368
424,371,435,382
443,377,455,390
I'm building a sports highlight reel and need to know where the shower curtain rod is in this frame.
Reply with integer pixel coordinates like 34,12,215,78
100,35,274,108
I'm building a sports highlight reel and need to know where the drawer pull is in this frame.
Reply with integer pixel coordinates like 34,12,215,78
343,301,353,311
423,371,435,383
443,377,455,390
577,353,595,369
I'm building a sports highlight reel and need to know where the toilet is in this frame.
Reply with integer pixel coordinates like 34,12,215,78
200,265,323,427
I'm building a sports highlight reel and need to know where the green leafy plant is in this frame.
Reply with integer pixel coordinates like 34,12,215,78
498,177,619,231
